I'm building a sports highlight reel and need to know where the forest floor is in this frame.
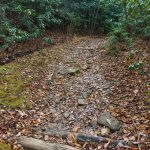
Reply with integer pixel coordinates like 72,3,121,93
0,34,150,150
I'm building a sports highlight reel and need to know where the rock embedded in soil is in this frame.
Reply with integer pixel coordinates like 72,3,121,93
50,108,57,114
69,114,75,121
44,135,49,141
82,89,92,98
63,112,70,118
97,112,121,131
100,127,111,136
82,92,88,99
77,99,87,105
66,66,80,75
58,66,80,75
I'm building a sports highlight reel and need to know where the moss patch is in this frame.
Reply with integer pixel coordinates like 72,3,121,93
0,63,32,109
0,142,11,150
0,47,63,109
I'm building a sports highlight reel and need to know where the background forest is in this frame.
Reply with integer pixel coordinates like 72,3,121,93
0,0,150,49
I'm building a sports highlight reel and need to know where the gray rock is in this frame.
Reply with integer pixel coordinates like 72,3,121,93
58,68,67,75
78,99,87,105
44,135,49,141
58,66,80,75
69,114,75,121
50,108,57,114
97,112,121,131
63,112,70,118
82,92,88,99
82,90,92,98
66,67,80,75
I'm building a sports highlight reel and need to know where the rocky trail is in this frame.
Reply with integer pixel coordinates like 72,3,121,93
0,36,150,149
45,38,112,131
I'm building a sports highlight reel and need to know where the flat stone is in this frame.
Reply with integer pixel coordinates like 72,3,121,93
58,66,80,75
66,67,80,75
78,99,87,105
97,112,121,131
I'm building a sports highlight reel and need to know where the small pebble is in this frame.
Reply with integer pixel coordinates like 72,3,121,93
101,127,110,136
78,99,87,105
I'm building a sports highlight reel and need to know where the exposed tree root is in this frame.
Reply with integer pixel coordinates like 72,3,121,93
38,128,139,149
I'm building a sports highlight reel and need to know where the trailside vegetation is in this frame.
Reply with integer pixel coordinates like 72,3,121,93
0,0,150,49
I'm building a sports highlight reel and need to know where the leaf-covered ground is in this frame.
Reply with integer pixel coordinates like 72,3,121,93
0,35,150,149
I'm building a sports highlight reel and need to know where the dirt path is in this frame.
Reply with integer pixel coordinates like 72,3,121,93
44,38,111,133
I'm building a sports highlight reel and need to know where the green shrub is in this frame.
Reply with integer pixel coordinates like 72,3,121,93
0,0,62,47
0,0,149,50
43,37,53,45
120,0,150,37
108,27,132,55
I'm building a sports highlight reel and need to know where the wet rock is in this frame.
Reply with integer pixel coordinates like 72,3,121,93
97,112,121,131
77,99,87,105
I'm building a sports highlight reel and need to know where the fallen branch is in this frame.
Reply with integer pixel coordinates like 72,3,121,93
41,129,138,149
17,136,78,150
